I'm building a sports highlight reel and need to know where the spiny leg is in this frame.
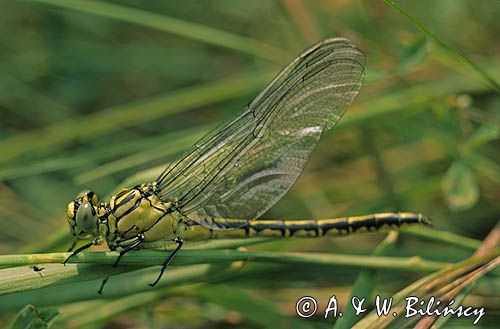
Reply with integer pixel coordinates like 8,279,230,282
149,237,183,287
113,233,145,268
98,233,145,295
97,276,109,295
67,239,78,252
64,237,100,265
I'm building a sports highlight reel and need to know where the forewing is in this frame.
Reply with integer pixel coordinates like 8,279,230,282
156,38,365,228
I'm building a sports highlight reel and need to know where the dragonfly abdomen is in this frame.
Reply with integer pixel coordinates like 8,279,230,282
181,212,429,240
315,212,428,236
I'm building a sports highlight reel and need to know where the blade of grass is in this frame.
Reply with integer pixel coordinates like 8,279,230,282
2,58,499,176
0,263,135,295
432,285,474,328
333,61,500,134
352,220,500,328
352,249,499,328
414,220,500,328
26,0,287,62
58,263,246,328
402,226,481,251
73,129,206,184
0,250,449,272
0,262,245,313
333,231,399,329
156,238,274,250
6,304,59,329
0,71,271,164
383,0,500,92
197,284,316,329
414,257,499,328
6,60,497,182
57,287,183,328
0,249,450,296
0,126,205,181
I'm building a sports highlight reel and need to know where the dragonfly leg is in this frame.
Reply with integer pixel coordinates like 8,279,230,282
64,237,100,265
67,239,78,252
97,276,109,295
112,233,145,268
149,237,183,287
98,233,145,295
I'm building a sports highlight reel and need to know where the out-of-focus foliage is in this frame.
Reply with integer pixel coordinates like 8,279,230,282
7,304,58,329
0,0,498,328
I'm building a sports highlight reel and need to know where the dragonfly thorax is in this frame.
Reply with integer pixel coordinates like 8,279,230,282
105,184,177,244
66,183,183,250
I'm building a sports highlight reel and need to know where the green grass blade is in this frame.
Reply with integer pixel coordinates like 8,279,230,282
0,263,132,295
0,249,450,296
333,231,399,329
383,0,500,92
73,129,206,184
7,304,59,329
56,264,245,328
26,0,287,62
0,71,271,164
0,263,243,313
402,227,481,251
352,249,499,328
197,284,316,329
0,250,449,272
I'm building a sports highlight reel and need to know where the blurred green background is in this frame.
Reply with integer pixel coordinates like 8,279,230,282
0,0,499,328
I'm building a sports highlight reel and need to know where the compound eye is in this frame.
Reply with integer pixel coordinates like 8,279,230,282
75,201,96,232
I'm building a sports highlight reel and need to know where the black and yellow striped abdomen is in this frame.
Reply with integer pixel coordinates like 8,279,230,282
177,212,429,241
99,183,429,246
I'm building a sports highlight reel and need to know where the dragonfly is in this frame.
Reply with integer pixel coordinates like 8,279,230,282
64,38,429,293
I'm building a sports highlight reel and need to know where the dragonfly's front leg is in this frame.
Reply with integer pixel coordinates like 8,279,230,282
149,237,184,287
66,239,78,252
64,237,101,265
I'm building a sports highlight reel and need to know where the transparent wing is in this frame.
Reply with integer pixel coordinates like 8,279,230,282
156,38,365,228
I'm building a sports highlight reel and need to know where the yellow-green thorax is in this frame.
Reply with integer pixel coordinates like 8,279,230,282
100,183,180,249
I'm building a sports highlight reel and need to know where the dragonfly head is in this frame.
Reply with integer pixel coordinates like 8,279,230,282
67,190,100,239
